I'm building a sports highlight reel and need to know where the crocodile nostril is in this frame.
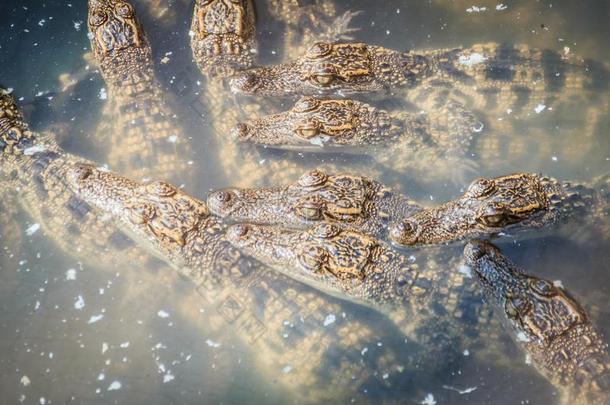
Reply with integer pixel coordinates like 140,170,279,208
227,224,249,240
231,123,251,140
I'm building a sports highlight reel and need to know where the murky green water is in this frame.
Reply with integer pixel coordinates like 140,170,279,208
0,0,608,404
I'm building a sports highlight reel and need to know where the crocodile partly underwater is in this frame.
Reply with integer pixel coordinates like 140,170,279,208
464,240,610,405
88,0,193,185
64,161,505,401
390,172,609,246
228,40,610,181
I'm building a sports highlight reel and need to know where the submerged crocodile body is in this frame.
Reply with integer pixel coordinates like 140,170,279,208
464,241,610,405
66,163,497,401
208,168,421,238
390,172,609,246
88,0,192,184
0,90,147,270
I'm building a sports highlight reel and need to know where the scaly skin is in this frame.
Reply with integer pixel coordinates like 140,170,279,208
464,241,610,405
390,172,607,246
0,90,148,270
231,95,482,182
208,168,421,238
65,163,477,402
88,0,191,184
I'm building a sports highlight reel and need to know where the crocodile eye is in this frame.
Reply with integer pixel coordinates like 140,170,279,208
389,219,419,245
89,9,107,26
293,97,319,113
310,223,341,239
466,177,495,198
297,245,327,273
115,2,134,18
295,122,320,139
312,74,334,86
295,202,323,220
298,169,328,188
478,213,506,227
5,127,22,143
306,42,332,58
529,278,557,297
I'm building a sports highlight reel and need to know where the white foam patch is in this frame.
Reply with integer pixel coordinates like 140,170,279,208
74,295,85,310
23,144,47,155
65,268,77,280
157,310,170,318
205,339,221,348
20,375,31,386
98,87,107,100
107,381,121,391
87,314,104,324
534,104,546,114
516,331,530,342
420,393,437,405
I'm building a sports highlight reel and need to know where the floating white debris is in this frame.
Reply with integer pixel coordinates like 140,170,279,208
525,353,532,365
66,268,77,280
23,144,47,155
551,156,558,161
458,264,473,278
160,56,170,64
26,223,40,236
361,347,368,356
39,398,46,405
120,342,130,348
107,381,122,391
163,373,175,383
421,393,437,405
442,385,478,394
157,310,170,318
74,295,85,310
73,20,83,31
20,375,31,386
458,53,487,66
323,314,336,326
563,46,570,55
553,279,564,288
463,349,470,356
38,19,46,27
281,365,293,374
205,339,221,348
382,373,389,379
98,373,105,381
102,342,109,354
98,87,107,100
534,104,546,114
496,4,508,11
466,6,487,13
167,135,178,143
516,331,530,342
88,314,104,324
472,122,485,132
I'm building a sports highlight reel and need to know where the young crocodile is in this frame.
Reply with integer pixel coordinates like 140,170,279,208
0,89,147,270
208,168,421,238
464,240,610,405
390,172,609,246
64,162,479,401
88,0,192,184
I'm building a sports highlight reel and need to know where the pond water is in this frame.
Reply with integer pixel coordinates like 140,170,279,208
0,0,608,404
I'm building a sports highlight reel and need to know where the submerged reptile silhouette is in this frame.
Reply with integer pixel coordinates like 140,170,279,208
464,240,610,405
88,0,193,185
65,162,501,401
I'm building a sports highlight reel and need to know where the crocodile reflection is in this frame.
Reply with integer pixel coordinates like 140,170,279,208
464,241,610,405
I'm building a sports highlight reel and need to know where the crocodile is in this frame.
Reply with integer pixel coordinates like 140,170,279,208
0,89,149,271
389,172,609,246
230,95,482,182
464,240,610,405
88,0,193,185
228,40,609,176
65,162,497,401
207,168,422,238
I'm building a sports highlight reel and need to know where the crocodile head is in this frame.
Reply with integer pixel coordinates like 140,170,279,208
0,90,35,155
230,42,430,96
464,240,587,345
226,221,424,305
232,96,402,149
88,0,152,83
390,173,568,246
67,163,210,250
190,0,256,75
208,169,418,237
